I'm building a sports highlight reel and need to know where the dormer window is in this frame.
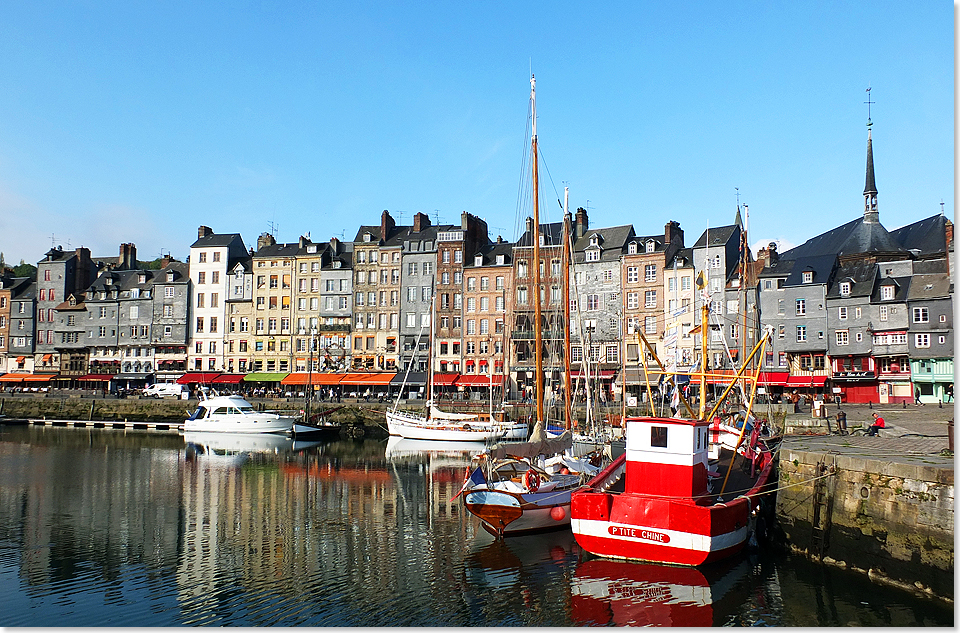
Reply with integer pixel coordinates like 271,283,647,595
138,274,147,284
585,249,600,262
645,240,656,253
307,245,318,254
496,254,505,265
881,285,895,301
839,281,851,296
627,242,638,255
166,272,175,282
333,261,341,268
475,255,483,267
802,271,813,284
363,233,373,243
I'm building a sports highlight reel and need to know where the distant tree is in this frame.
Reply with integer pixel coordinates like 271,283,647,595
142,256,177,270
12,259,37,280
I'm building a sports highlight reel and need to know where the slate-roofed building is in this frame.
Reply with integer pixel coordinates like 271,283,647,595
248,234,300,375
188,226,246,374
0,276,33,374
906,272,953,403
461,236,513,399
34,246,94,373
569,211,633,402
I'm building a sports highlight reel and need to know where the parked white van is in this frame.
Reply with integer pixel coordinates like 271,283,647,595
143,383,188,399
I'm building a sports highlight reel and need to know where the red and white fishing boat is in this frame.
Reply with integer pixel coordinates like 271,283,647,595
570,413,774,566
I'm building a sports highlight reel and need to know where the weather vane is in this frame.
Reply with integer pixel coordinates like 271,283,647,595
864,86,874,128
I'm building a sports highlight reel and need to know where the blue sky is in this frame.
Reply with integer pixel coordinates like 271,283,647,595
0,1,953,266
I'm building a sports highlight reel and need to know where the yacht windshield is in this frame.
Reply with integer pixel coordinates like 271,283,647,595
237,405,255,413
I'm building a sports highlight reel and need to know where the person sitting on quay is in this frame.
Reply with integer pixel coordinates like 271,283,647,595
867,412,886,437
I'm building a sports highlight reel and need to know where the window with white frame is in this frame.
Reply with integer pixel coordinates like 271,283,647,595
881,285,895,300
796,299,806,315
839,282,851,296
606,344,619,363
644,264,656,282
626,292,639,309
644,290,657,308
802,271,813,284
586,294,600,310
835,330,849,345
797,326,807,342
627,267,639,283
645,315,657,334
915,333,930,348
838,306,848,320
879,305,888,321
912,307,929,323
585,249,600,262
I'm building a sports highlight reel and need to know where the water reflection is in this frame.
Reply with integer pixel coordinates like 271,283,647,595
0,425,951,627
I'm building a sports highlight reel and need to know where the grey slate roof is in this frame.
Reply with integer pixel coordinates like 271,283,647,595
782,254,838,287
191,233,244,249
692,224,739,248
516,221,565,247
778,216,904,260
826,260,877,298
871,276,911,303
254,242,301,258
906,273,951,301
758,257,795,279
667,247,695,268
890,214,949,256
467,240,514,268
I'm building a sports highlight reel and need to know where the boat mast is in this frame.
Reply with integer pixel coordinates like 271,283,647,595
562,187,573,430
698,269,709,420
531,74,545,425
307,327,314,421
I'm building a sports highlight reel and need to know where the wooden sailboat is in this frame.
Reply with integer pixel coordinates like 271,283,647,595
569,278,778,565
460,75,601,536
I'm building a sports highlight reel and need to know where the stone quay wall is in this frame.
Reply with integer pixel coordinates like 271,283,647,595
776,440,954,601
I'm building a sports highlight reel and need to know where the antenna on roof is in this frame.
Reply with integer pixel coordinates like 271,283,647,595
940,199,945,214
434,209,441,225
864,86,874,128
50,234,57,248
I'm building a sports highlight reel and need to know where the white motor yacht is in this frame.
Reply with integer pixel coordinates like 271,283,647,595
184,394,295,434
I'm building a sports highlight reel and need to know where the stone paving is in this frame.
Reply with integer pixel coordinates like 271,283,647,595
754,402,955,469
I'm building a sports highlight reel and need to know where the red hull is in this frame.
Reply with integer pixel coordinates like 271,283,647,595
571,447,774,566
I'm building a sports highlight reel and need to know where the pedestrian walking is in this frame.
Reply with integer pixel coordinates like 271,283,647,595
915,387,924,406
867,412,885,436
945,383,953,403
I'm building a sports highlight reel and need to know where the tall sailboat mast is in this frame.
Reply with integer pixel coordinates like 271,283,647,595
562,186,573,430
531,74,545,425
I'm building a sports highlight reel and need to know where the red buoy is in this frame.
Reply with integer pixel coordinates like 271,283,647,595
550,506,566,521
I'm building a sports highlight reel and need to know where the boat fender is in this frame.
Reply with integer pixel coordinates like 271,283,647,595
462,424,471,431
522,469,541,492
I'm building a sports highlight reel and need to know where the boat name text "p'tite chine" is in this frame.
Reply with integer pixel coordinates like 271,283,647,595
608,526,671,543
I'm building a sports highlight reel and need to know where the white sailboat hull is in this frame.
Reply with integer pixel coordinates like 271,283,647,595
385,409,506,442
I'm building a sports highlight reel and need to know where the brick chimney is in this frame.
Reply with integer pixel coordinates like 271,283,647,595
945,218,954,250
198,225,213,240
664,221,683,247
380,210,395,241
525,216,535,241
257,232,276,251
329,237,340,254
118,243,137,270
413,212,431,233
575,207,589,240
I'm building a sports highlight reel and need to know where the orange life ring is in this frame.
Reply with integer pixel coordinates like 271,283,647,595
522,469,541,492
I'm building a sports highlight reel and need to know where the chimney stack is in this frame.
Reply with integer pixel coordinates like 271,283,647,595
118,243,137,270
413,212,431,233
257,233,276,251
525,216,535,240
330,237,340,254
198,225,213,240
381,210,395,241
575,207,589,240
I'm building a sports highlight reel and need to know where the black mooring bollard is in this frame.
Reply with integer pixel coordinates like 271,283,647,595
903,401,907,409
869,401,873,409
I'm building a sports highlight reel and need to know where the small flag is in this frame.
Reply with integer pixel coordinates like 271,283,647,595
451,466,486,501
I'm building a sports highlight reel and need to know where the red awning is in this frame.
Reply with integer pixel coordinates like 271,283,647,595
24,374,59,382
0,374,25,382
76,374,112,381
570,370,617,379
786,376,815,386
433,373,460,386
310,373,349,385
810,376,828,386
41,354,53,363
176,372,221,385
211,374,245,384
15,356,25,363
338,373,397,385
758,371,790,386
455,374,505,387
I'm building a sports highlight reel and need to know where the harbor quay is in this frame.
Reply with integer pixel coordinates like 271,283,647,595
765,402,954,602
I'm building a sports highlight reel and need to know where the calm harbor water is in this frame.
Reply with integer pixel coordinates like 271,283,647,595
0,425,951,627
